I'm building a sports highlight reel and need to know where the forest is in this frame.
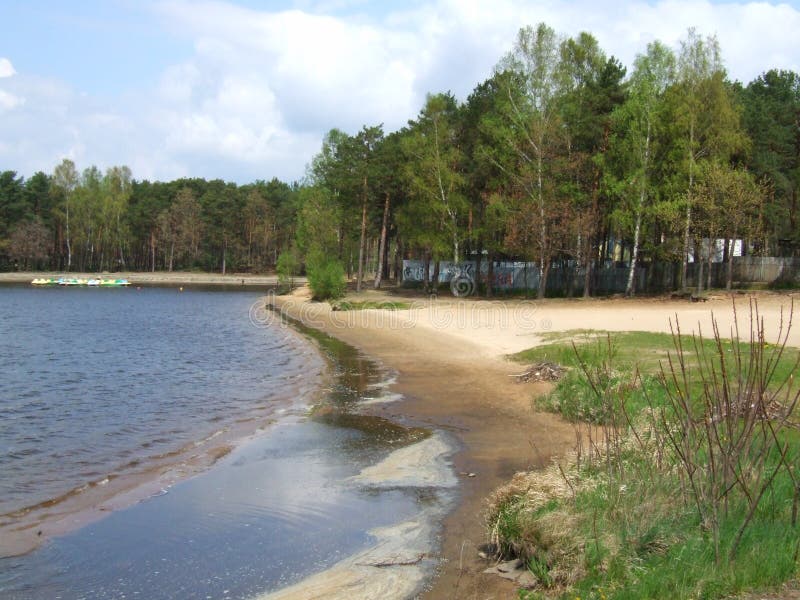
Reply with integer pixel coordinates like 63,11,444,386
1,24,798,297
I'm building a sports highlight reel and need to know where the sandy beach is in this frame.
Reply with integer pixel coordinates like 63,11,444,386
269,288,800,599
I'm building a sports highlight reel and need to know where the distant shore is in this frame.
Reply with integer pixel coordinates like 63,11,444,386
0,271,302,287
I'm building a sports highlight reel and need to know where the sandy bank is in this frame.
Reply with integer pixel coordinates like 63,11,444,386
268,288,800,599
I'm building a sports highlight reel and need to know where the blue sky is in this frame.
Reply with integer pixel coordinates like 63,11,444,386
1,0,799,184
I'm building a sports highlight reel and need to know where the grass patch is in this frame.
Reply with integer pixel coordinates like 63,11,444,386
510,330,799,424
489,302,800,599
330,299,411,311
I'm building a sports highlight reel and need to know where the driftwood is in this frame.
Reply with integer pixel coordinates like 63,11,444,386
511,361,566,383
356,553,426,568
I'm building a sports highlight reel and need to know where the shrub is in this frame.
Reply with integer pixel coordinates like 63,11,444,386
489,301,800,598
276,248,299,292
307,256,346,300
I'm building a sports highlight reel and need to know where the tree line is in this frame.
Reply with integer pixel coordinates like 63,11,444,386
0,163,297,274
1,24,798,297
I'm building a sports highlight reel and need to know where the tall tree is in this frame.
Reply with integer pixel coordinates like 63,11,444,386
403,93,467,262
102,166,132,270
558,32,627,296
353,125,384,292
243,188,273,270
608,41,675,296
671,29,747,291
52,159,78,271
493,23,566,298
695,161,764,289
465,72,520,295
740,70,800,253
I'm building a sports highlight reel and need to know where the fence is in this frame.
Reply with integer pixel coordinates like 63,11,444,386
402,256,800,295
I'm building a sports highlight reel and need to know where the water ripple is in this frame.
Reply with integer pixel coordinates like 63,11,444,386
0,287,319,517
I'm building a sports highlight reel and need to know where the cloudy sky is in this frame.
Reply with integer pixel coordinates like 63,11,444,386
1,0,798,184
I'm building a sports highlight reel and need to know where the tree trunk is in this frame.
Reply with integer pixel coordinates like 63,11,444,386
169,241,174,272
697,243,704,294
394,237,403,283
357,178,368,292
423,252,431,293
537,150,547,299
150,231,156,273
65,201,72,272
474,239,483,296
222,237,227,275
538,259,551,299
627,122,651,297
682,123,696,292
486,253,494,298
583,244,593,298
726,237,735,290
431,259,440,295
374,193,390,289
626,208,643,297
706,241,713,290
452,214,459,264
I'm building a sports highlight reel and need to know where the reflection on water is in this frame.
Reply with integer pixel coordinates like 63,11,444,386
0,287,318,519
0,295,454,599
0,419,423,599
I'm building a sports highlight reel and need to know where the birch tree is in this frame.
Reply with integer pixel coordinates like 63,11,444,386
611,41,675,296
402,93,466,266
672,29,746,291
52,159,78,271
494,23,565,298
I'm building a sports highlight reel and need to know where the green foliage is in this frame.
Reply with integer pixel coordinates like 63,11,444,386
1,25,799,285
493,307,800,599
276,247,299,291
306,255,346,301
329,300,410,311
399,92,467,264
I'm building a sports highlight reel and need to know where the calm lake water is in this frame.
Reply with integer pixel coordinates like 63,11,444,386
0,285,450,598
0,286,317,517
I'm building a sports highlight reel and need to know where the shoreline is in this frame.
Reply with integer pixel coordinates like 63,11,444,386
0,271,304,287
0,302,325,560
268,287,800,598
1,290,456,599
269,290,578,598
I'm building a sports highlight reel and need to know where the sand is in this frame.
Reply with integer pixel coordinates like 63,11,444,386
269,288,800,599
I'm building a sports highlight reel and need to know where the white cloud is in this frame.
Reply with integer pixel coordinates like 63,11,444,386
1,1,799,183
0,57,15,78
0,90,23,111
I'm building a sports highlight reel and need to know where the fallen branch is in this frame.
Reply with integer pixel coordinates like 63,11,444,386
356,553,427,568
511,362,566,383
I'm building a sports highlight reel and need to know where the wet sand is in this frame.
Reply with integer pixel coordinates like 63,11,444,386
269,288,800,599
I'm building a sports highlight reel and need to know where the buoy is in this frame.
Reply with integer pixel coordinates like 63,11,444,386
179,286,184,292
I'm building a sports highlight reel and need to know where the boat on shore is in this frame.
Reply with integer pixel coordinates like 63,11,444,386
31,277,131,287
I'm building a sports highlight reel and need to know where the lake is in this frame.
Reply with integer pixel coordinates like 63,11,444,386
0,285,454,598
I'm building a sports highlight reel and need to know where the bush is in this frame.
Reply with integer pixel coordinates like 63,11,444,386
307,256,346,300
276,248,299,292
488,302,800,599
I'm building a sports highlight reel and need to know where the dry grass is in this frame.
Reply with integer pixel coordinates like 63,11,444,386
485,456,593,588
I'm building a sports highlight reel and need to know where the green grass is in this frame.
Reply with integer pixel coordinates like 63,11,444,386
330,299,411,311
510,330,800,424
489,324,800,599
